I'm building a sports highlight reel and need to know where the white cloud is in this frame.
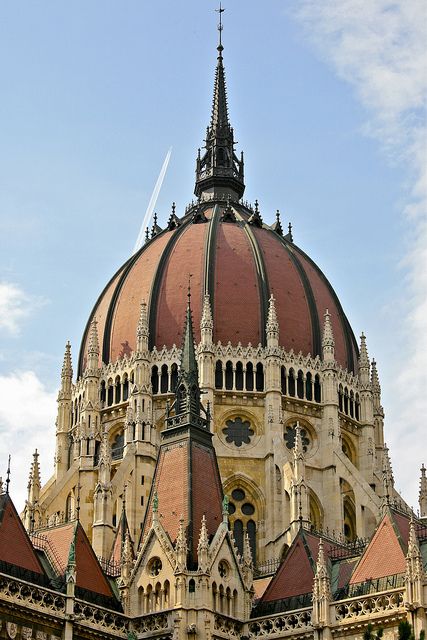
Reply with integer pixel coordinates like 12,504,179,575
291,0,427,505
0,370,57,511
0,281,45,335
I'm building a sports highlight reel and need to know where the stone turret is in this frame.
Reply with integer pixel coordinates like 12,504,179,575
92,428,113,558
55,342,73,478
24,450,41,531
199,294,215,409
290,422,308,534
358,333,375,485
419,464,427,518
404,517,425,614
312,538,332,630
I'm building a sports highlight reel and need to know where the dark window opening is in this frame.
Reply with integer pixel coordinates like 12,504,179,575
215,361,223,389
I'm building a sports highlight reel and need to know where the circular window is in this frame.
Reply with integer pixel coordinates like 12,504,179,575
148,557,162,576
284,424,310,452
223,417,254,447
232,488,245,501
242,503,255,516
228,502,236,515
218,560,229,578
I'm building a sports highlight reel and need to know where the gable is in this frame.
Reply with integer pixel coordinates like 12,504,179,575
0,494,45,575
350,515,406,583
261,536,314,602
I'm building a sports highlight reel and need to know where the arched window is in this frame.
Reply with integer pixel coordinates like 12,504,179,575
188,578,195,593
297,370,304,399
306,372,313,401
122,375,129,401
151,366,159,394
225,361,233,390
160,364,168,394
100,381,106,406
111,431,124,460
349,390,354,418
115,376,121,404
212,582,218,611
288,369,295,397
171,363,178,393
247,520,256,565
246,362,254,391
235,361,244,390
355,393,360,421
281,366,287,395
233,519,244,556
338,384,343,411
314,374,321,403
255,363,264,391
215,361,223,389
107,381,114,406
344,387,349,414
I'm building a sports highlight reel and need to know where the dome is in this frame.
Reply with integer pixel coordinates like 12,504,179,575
78,43,358,376
78,201,358,375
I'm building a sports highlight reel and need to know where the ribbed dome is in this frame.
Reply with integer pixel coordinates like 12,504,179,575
78,202,358,376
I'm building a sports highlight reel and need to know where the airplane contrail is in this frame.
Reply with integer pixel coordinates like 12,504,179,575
132,146,172,255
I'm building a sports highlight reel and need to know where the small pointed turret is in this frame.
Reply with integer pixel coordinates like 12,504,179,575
382,443,394,504
266,294,279,347
293,422,305,465
175,516,188,572
194,17,245,201
87,317,100,371
419,464,427,518
28,449,41,505
358,332,370,384
322,309,335,363
61,341,73,392
98,429,111,486
312,538,332,626
136,300,149,352
272,210,283,236
405,516,425,608
197,515,210,572
201,293,213,338
371,358,382,408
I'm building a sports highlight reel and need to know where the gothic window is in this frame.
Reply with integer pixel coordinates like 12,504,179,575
111,431,124,460
100,380,106,405
284,424,310,452
215,360,223,389
151,366,159,394
344,387,349,414
247,519,257,564
160,364,168,393
223,417,254,447
281,366,287,395
171,363,178,393
314,374,321,403
107,381,114,406
233,519,244,556
228,487,257,563
349,390,354,418
218,560,229,578
297,370,304,399
355,393,360,421
225,361,233,390
255,363,264,391
288,369,296,397
235,361,244,390
122,376,129,401
305,372,313,401
148,557,162,576
115,376,121,404
246,362,254,391
338,384,343,411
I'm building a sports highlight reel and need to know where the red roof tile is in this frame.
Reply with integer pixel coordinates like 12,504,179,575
0,494,45,575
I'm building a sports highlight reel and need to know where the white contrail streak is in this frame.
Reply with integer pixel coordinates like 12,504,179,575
133,147,172,255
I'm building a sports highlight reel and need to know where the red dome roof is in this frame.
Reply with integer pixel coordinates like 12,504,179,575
78,203,358,375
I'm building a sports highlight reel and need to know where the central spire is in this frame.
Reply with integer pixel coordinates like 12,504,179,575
194,6,245,201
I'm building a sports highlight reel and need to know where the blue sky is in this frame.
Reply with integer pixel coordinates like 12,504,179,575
0,1,426,509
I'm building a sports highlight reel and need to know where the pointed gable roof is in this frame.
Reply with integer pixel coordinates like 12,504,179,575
350,513,406,584
110,504,134,567
36,522,115,598
0,493,45,576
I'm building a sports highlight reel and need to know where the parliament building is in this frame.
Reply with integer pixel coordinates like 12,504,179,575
1,17,427,640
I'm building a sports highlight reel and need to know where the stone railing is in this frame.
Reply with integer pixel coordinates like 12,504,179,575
131,610,173,636
74,599,128,635
214,612,244,639
0,573,66,617
248,608,312,637
335,588,405,623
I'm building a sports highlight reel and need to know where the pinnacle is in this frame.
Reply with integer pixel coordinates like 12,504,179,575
294,422,305,461
61,341,73,379
322,309,335,347
88,317,100,357
266,294,279,335
137,300,149,339
197,514,209,552
201,294,213,331
371,359,380,393
359,332,370,369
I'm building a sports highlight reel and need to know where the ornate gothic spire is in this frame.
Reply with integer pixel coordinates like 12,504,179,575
322,309,335,362
266,294,279,345
312,538,332,626
197,515,210,572
358,332,370,384
136,300,149,351
61,341,73,386
87,317,100,371
175,516,188,571
201,293,213,332
194,10,244,200
173,284,201,417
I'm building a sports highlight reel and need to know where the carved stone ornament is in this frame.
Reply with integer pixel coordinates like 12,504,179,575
22,627,33,640
6,622,18,639
36,632,47,640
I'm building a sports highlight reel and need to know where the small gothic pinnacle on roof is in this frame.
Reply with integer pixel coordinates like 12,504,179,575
62,341,73,379
137,300,149,340
201,293,213,331
88,317,99,357
285,222,294,243
5,454,11,495
248,199,263,227
371,358,381,394
145,227,149,243
359,332,370,379
273,209,283,236
294,422,305,462
322,309,335,355
266,294,279,336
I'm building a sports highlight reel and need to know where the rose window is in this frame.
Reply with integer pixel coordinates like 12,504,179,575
222,417,254,447
284,424,310,452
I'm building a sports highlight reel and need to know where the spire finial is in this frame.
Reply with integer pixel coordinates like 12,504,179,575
5,455,11,495
215,3,225,53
